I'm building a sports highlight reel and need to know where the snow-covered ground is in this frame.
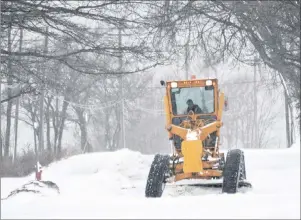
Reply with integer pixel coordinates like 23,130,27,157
1,141,300,219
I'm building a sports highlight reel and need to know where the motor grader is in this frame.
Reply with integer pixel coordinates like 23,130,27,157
145,77,251,198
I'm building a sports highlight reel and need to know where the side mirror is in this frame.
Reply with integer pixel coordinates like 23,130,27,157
224,96,229,111
160,80,165,86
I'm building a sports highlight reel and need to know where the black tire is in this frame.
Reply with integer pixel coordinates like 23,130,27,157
240,152,247,180
222,149,246,194
145,154,170,198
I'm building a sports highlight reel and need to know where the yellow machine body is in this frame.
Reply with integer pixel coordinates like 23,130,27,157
145,77,251,198
163,78,225,181
181,140,203,173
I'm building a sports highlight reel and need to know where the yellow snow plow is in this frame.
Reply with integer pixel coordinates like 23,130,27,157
145,77,251,197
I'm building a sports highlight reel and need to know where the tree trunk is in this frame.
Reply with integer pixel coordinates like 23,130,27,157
33,127,39,167
235,118,238,148
75,108,89,153
0,0,2,160
13,97,20,163
34,128,38,155
57,98,69,158
113,107,121,150
80,124,88,152
13,27,23,163
55,96,59,154
0,77,2,159
29,102,39,155
284,92,291,148
253,57,258,148
4,17,13,158
289,103,294,145
5,102,13,158
38,25,48,154
104,108,110,150
45,97,51,152
51,97,59,157
103,80,110,151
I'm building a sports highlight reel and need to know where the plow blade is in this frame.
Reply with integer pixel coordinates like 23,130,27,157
167,179,252,188
177,181,252,188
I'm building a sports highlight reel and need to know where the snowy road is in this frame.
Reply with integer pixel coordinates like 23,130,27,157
1,143,300,219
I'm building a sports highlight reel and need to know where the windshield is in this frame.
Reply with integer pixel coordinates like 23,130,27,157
171,87,214,115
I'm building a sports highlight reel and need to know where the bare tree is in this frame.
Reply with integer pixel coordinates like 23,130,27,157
1,1,166,104
139,0,300,124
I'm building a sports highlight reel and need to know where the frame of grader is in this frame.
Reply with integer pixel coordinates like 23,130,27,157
145,77,251,198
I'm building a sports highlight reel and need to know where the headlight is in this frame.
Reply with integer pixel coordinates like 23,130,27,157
205,80,213,86
171,82,178,88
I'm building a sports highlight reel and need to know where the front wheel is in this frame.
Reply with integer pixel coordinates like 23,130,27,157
222,149,246,194
145,154,170,198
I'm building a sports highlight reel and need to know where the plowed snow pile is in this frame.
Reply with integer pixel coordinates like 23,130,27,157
1,143,300,219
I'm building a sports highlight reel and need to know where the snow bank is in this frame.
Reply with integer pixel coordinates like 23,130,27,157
1,147,300,219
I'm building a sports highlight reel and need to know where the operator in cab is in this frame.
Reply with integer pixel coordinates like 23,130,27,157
185,99,203,114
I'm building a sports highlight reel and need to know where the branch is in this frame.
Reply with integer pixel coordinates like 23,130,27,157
1,87,37,104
